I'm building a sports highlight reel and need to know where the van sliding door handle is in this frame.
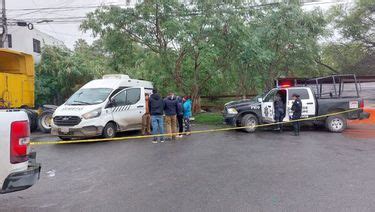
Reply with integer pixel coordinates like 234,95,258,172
306,102,314,105
137,105,144,108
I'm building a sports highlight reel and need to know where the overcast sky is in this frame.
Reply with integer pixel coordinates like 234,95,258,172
5,0,351,49
6,0,125,48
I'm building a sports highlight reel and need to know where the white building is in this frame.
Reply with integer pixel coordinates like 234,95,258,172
5,25,65,63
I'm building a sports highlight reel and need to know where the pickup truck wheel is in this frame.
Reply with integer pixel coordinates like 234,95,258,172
103,123,116,138
326,115,347,133
241,114,258,133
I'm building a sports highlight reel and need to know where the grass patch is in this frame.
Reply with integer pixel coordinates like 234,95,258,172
194,112,224,125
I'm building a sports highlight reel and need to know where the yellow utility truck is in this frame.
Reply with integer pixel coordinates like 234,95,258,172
0,48,56,132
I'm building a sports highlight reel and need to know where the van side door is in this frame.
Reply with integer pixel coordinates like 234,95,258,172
111,87,145,131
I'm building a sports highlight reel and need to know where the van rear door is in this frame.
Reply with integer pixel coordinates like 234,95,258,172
111,87,145,131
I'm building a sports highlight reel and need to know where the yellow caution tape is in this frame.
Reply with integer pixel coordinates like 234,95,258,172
30,108,362,145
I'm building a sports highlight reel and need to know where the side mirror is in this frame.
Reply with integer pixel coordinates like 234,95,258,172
107,98,116,108
257,98,263,103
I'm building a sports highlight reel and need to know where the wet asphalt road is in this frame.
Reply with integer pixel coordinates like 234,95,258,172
1,124,375,212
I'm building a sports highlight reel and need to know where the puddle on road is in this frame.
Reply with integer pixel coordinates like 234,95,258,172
46,169,56,178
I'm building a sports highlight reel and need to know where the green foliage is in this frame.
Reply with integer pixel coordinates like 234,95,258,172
35,43,108,105
80,1,326,112
319,0,375,75
34,0,373,111
334,0,375,50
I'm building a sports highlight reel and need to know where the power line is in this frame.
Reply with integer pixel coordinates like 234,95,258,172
5,1,351,26
6,3,125,11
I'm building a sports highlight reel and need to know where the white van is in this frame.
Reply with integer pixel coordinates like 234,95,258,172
51,74,153,140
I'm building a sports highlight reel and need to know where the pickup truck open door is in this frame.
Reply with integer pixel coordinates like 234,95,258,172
261,89,277,123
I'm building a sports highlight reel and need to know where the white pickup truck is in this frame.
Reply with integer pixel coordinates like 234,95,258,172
0,110,41,194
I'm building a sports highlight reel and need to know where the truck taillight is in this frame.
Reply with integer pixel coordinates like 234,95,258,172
10,121,30,164
360,99,364,109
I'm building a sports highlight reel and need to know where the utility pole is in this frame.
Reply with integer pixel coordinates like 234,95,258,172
0,0,7,48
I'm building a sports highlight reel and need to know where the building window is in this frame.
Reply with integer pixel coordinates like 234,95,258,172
33,38,41,53
6,34,12,48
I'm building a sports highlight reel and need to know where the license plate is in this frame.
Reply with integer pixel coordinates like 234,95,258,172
60,127,69,133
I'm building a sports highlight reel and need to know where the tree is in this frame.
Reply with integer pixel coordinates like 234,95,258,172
82,0,222,112
35,43,109,105
334,0,375,50
81,1,327,112
35,46,72,105
244,2,326,90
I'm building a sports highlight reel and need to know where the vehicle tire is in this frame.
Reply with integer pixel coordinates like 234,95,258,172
102,122,116,138
59,136,72,141
241,114,258,133
37,111,53,133
326,115,347,133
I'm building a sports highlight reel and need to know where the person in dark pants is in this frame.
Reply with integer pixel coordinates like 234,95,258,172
183,96,192,135
149,89,165,143
164,93,179,141
274,94,285,132
176,96,184,138
291,93,302,136
141,93,151,135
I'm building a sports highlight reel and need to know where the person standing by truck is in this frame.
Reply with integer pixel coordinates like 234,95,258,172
176,96,184,138
164,93,179,141
274,94,285,132
142,93,151,135
183,96,192,135
149,89,165,143
291,93,302,136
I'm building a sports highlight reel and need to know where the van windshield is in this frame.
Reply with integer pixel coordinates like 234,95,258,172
65,88,113,105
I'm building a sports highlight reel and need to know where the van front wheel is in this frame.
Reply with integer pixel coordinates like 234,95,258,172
103,123,116,138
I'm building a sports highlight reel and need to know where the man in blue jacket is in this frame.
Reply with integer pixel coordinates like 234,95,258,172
164,92,179,141
149,89,165,143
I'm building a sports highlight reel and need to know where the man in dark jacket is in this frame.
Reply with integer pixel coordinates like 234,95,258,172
291,93,302,136
164,92,179,141
274,94,285,132
176,96,184,138
149,89,165,143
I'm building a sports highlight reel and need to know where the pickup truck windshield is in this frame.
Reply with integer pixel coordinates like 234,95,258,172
65,88,113,105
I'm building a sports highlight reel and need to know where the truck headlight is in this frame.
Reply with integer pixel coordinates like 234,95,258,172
227,108,238,114
82,108,102,119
